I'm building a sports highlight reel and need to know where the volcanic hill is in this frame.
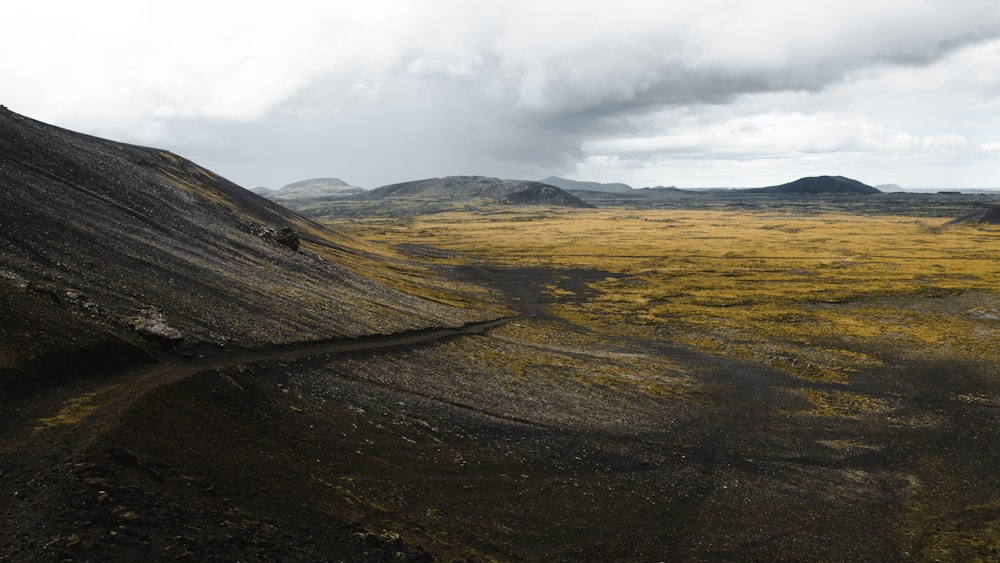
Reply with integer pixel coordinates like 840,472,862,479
539,175,634,194
368,176,593,207
269,175,594,218
751,175,881,194
0,108,488,393
263,177,365,206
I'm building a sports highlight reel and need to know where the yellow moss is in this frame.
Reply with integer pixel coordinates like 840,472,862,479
34,392,102,431
322,209,1000,380
796,389,894,418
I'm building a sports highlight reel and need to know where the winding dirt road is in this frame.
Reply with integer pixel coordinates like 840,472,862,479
3,314,517,438
0,314,524,558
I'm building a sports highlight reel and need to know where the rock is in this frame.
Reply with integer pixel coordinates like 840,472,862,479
243,222,300,251
273,227,300,251
128,309,183,347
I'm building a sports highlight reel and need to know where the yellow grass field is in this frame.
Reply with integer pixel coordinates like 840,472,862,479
333,207,1000,558
324,208,1000,385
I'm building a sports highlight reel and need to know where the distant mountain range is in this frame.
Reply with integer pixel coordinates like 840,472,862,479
540,175,881,195
260,174,889,217
257,175,999,210
540,176,686,194
253,173,976,219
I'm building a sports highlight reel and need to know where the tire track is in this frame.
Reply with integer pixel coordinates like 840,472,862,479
2,315,518,449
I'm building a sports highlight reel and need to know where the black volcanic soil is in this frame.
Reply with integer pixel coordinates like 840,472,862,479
0,315,516,561
945,203,1000,225
0,108,492,396
3,267,1000,560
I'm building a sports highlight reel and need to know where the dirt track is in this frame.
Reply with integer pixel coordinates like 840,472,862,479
0,314,520,558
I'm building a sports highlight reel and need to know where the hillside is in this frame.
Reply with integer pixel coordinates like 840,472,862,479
751,175,881,194
263,177,365,211
540,175,633,194
945,203,1000,225
0,108,489,393
277,177,363,195
367,176,594,207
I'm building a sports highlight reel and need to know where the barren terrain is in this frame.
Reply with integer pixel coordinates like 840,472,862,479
3,108,1000,560
317,205,1000,560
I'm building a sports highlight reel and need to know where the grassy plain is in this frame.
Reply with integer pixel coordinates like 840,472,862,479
320,205,1000,558
324,208,1000,386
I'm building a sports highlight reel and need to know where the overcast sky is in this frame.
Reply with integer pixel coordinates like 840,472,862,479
4,1,1000,189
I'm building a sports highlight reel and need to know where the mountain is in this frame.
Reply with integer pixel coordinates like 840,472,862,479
0,108,482,393
366,176,595,208
540,176,634,194
257,178,365,216
268,176,592,218
267,177,365,202
260,177,366,214
751,175,881,194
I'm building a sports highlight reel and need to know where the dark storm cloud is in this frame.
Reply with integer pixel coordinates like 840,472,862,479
502,4,1000,125
165,72,584,189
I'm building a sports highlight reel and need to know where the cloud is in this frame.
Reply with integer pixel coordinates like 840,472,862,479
3,0,1000,188
481,0,1000,116
584,109,972,159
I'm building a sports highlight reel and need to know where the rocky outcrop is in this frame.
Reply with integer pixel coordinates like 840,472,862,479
273,227,301,251
243,222,301,251
127,308,184,347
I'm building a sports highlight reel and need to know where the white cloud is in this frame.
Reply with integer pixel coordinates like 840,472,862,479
3,0,1000,188
585,112,969,159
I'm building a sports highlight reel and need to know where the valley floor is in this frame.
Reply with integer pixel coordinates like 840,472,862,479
3,209,1000,560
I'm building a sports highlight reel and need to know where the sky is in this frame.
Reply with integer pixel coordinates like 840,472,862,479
3,1,1000,190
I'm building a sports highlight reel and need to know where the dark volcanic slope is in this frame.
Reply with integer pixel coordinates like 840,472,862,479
367,175,595,208
945,203,1000,225
0,108,484,392
752,175,881,194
